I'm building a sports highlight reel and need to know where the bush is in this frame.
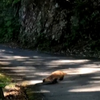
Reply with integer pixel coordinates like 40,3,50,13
0,73,11,100
0,0,20,43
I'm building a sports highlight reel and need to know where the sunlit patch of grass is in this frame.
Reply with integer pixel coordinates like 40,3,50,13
0,73,11,87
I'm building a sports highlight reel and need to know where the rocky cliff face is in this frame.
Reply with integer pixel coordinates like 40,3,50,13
19,0,72,50
19,0,100,57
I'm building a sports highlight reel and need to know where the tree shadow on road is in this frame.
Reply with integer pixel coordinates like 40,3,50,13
0,44,100,100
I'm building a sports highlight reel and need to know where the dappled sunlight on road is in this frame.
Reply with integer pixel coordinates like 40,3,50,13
67,67,100,75
21,80,42,85
76,68,100,74
27,89,50,93
47,59,90,65
1,52,100,85
13,56,29,59
68,85,100,92
0,56,29,62
1,45,100,100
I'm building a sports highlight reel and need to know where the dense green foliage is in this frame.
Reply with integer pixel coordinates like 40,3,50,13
0,0,20,42
70,0,100,52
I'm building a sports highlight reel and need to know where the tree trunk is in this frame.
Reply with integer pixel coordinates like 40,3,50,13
0,87,4,100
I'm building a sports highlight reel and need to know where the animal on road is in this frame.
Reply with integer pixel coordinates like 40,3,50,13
43,70,67,84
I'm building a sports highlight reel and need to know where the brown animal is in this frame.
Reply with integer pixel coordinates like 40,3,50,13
43,70,67,84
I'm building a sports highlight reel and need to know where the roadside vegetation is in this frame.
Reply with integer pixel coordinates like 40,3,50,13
0,72,11,100
0,67,28,100
0,0,20,43
0,65,42,100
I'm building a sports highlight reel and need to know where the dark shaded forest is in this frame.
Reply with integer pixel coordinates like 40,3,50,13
0,0,100,57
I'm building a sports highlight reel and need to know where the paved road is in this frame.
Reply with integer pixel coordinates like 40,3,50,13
0,44,100,100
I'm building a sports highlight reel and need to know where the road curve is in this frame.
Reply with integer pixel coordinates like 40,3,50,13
0,44,100,100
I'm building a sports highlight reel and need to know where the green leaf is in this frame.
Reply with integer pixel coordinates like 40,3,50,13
13,0,20,5
5,21,11,26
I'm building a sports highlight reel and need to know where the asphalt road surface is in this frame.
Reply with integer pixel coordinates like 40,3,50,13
0,44,100,100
